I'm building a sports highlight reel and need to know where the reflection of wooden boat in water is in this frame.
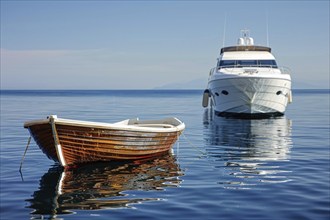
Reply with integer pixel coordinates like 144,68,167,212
26,154,183,215
24,115,185,166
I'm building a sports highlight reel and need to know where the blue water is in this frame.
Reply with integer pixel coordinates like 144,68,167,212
0,90,329,220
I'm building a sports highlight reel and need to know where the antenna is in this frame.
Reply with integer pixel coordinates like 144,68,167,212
222,13,227,47
266,10,269,46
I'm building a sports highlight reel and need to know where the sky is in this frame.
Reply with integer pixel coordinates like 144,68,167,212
1,0,329,89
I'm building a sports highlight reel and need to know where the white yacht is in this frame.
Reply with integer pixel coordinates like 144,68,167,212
203,30,292,118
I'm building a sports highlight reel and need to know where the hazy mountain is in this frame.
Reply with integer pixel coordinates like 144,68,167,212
154,78,207,90
155,77,328,90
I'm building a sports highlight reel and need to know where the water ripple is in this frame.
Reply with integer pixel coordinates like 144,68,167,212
25,154,183,218
203,109,293,189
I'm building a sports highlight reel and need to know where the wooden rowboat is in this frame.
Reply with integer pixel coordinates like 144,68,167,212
24,115,185,167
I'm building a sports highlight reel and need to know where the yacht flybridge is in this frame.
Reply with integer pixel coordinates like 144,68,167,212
203,30,292,118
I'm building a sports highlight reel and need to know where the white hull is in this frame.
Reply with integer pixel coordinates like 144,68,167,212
203,30,292,117
208,75,291,115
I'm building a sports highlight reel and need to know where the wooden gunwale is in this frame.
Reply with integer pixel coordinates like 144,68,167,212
57,128,179,142
56,125,179,137
56,129,179,140
54,120,181,133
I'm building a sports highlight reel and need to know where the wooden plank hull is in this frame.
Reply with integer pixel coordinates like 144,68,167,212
25,116,185,166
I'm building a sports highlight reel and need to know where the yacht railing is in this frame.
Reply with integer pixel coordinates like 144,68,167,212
279,66,291,75
209,67,215,76
215,65,291,75
218,64,278,69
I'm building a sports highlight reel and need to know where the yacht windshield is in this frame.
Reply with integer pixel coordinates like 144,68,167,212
219,60,278,68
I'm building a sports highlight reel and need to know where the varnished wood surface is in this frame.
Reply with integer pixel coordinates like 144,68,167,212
26,121,182,166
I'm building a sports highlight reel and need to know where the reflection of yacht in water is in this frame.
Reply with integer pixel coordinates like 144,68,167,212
203,109,292,188
26,154,182,217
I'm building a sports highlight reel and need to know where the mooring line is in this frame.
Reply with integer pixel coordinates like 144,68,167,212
19,136,31,173
181,132,207,156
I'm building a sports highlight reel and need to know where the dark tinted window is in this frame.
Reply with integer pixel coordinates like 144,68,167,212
219,60,236,67
237,60,258,66
219,60,277,68
259,60,278,67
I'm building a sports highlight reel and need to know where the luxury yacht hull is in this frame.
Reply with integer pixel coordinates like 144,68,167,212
208,76,292,117
203,30,292,118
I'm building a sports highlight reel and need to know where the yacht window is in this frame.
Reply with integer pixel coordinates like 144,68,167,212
219,60,236,67
219,60,278,68
258,60,278,68
237,60,258,66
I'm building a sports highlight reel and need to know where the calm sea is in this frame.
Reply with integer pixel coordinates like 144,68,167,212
0,90,329,220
